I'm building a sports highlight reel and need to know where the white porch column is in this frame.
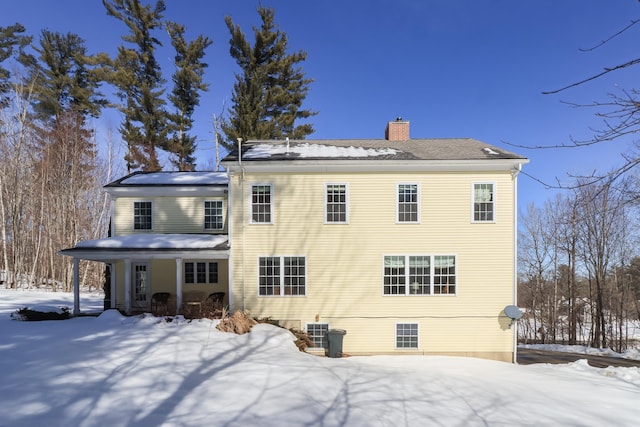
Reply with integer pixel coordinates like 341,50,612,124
175,258,183,314
124,258,131,314
109,263,116,309
73,258,80,316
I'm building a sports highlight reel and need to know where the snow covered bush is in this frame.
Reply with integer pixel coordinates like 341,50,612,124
10,305,70,321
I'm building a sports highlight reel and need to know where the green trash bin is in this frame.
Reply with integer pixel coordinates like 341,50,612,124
325,329,347,358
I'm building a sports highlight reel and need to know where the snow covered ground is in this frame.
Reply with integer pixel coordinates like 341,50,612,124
1,290,639,426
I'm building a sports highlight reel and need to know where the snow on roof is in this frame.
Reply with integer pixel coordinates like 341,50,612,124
75,234,228,250
242,143,398,159
118,172,228,186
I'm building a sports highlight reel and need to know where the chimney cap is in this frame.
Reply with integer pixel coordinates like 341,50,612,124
396,116,403,121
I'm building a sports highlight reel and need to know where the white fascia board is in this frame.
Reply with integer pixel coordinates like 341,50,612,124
224,159,529,174
104,186,228,197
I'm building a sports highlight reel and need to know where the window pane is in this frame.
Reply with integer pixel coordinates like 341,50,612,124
208,262,219,283
398,184,418,222
434,256,456,294
474,183,494,221
259,257,280,295
283,257,306,295
196,262,207,283
204,201,224,230
326,184,347,223
307,323,329,348
252,185,272,223
409,256,430,294
396,323,419,348
134,202,152,230
384,256,406,294
185,263,195,284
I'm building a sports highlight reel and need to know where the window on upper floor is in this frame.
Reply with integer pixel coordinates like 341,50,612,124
251,184,272,223
473,182,495,222
396,323,419,349
133,201,152,230
184,261,219,284
326,183,348,223
204,200,224,230
397,183,419,223
383,255,456,295
306,323,329,348
258,256,306,296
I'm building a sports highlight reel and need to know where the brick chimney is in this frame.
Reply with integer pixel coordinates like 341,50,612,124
385,117,410,141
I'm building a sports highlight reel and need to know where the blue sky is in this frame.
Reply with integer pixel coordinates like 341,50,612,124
3,0,640,209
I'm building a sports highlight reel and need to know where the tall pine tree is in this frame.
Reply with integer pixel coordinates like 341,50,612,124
103,0,167,172
165,22,212,171
222,6,316,148
0,24,31,106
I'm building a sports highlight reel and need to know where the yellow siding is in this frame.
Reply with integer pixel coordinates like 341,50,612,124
113,196,227,235
230,170,517,360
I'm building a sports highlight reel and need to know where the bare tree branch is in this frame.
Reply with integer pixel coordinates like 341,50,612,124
542,57,640,95
579,19,640,52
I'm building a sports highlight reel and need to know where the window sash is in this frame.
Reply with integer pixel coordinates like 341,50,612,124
396,323,419,349
473,183,494,222
306,323,329,348
204,200,224,230
133,202,152,230
326,184,347,223
397,184,419,223
259,256,306,296
251,185,272,223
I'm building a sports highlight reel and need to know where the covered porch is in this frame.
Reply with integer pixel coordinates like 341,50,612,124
59,234,230,316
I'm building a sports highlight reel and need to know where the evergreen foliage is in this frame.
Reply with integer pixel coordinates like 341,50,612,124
165,22,212,171
23,30,108,123
103,0,168,172
222,6,316,148
0,23,31,106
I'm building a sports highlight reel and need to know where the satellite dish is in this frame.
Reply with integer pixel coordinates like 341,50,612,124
504,305,523,320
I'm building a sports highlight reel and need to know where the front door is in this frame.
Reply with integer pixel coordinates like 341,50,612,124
132,262,150,310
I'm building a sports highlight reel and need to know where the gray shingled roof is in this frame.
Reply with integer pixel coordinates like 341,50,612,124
221,138,527,162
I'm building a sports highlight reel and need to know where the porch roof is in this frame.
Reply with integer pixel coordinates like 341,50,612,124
59,234,229,261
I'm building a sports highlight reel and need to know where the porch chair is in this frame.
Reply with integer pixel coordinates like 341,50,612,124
206,292,226,310
151,292,171,315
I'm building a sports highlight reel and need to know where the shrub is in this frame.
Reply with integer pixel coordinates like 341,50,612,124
11,306,70,321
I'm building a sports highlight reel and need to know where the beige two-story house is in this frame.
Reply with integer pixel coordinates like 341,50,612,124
62,120,528,362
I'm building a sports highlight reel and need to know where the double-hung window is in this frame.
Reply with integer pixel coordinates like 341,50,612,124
251,184,272,223
326,183,348,223
473,183,495,222
184,261,219,284
306,323,329,348
396,323,419,349
204,200,224,230
397,183,419,223
383,255,456,295
258,256,306,296
133,201,152,230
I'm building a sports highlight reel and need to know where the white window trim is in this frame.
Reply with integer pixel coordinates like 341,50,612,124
395,322,419,350
184,260,219,284
471,181,496,223
396,182,421,224
257,255,307,297
324,182,349,224
133,200,153,231
204,200,225,231
250,183,274,225
382,254,457,296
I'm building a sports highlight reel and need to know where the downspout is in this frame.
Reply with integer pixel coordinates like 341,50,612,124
512,163,522,363
238,138,246,311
